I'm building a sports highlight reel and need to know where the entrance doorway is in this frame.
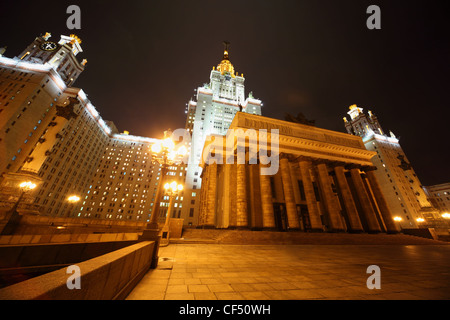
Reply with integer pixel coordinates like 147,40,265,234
297,204,311,231
273,203,288,231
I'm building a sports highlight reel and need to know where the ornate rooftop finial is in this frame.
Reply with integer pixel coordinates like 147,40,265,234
223,41,230,60
217,41,235,77
43,32,51,40
69,34,82,44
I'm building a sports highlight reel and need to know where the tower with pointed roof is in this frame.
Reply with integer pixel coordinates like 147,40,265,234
17,33,85,87
343,105,440,229
181,42,263,226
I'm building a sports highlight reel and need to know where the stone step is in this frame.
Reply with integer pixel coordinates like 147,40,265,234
174,228,449,245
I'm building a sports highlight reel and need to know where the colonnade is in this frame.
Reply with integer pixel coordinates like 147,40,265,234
199,155,400,233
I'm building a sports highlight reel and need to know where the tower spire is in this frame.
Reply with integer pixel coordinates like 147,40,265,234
216,41,235,76
223,41,230,60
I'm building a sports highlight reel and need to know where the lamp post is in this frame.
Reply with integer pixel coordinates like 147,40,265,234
393,216,403,231
147,134,187,228
1,181,37,235
160,181,183,247
139,130,187,267
66,195,80,217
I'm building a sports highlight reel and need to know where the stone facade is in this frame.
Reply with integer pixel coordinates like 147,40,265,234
0,33,178,224
198,112,400,233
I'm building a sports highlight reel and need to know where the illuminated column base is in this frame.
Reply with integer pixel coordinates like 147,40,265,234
205,163,218,227
315,162,345,232
236,164,248,227
280,157,300,230
334,166,364,232
365,169,400,233
350,168,382,233
259,163,276,229
298,160,323,231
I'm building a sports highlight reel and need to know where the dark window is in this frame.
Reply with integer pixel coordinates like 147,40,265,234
312,182,321,201
297,180,306,201
270,177,276,198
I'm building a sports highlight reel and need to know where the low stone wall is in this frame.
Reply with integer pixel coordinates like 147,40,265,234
0,241,155,300
19,215,147,234
0,240,138,270
0,232,140,245
0,212,147,235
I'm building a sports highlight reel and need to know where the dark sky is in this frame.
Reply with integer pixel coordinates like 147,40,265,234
1,0,449,186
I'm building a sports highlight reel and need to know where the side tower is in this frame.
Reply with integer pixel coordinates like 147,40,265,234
18,32,86,87
343,105,440,229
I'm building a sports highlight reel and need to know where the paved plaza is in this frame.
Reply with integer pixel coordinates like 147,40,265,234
126,243,450,300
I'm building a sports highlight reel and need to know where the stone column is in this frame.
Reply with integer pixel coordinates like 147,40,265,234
259,163,276,229
349,167,382,233
298,159,323,231
249,165,263,229
197,165,209,227
334,166,364,232
205,162,217,227
365,168,400,233
236,164,248,227
229,164,237,227
220,164,231,229
280,157,300,229
315,162,345,232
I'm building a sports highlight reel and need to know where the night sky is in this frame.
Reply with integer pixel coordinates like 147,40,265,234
1,0,449,186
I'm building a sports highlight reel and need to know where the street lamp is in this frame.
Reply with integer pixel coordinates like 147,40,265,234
146,131,187,229
139,130,188,267
19,181,37,191
392,216,403,232
160,181,184,246
442,213,450,219
66,195,80,217
16,181,37,208
1,181,37,235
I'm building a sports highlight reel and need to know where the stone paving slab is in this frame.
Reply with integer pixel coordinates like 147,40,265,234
126,243,450,300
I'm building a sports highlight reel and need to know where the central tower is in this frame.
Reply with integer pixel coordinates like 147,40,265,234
181,42,263,226
209,41,246,106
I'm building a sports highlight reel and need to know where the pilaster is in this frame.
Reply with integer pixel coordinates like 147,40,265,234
349,168,382,233
334,166,364,232
280,157,300,230
297,159,323,231
315,162,345,232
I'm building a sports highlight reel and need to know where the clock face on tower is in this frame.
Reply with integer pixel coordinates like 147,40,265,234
40,41,57,51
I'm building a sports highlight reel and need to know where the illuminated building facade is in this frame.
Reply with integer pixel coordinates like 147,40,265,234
343,105,440,229
0,33,180,223
424,183,450,218
182,44,263,226
199,112,400,233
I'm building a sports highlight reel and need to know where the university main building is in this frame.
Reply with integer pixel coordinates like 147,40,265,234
0,33,443,235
